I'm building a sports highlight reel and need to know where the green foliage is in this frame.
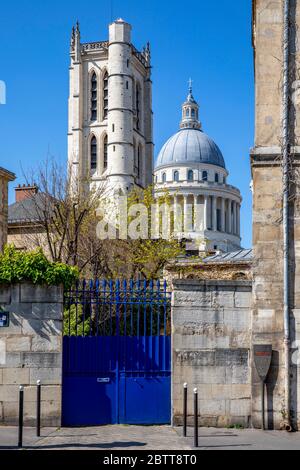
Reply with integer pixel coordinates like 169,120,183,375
0,245,78,288
63,304,90,336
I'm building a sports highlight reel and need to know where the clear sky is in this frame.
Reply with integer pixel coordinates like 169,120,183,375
0,0,254,248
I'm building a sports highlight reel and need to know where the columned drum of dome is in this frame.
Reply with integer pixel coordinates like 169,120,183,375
154,85,242,254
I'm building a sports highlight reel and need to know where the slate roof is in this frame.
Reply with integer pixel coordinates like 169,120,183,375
203,249,253,264
8,193,47,224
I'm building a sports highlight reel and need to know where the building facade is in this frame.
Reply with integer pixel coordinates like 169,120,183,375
0,167,15,252
251,0,300,429
154,87,242,253
68,19,153,195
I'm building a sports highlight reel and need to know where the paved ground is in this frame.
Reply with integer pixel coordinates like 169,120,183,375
1,425,300,450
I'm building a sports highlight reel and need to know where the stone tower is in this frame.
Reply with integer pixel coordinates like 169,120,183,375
68,19,153,194
251,0,300,429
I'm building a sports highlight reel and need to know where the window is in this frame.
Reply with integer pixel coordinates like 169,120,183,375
90,136,97,171
103,71,108,120
202,171,208,182
162,173,166,183
126,81,129,90
174,171,179,182
215,173,219,183
188,170,194,182
112,124,115,132
103,135,108,171
91,72,97,121
191,109,195,118
136,84,141,130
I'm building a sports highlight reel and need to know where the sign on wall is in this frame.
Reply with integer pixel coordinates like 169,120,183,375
0,311,9,328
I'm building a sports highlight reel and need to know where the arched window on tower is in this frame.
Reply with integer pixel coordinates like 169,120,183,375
202,171,208,182
103,135,108,171
91,72,97,121
162,173,167,183
188,170,194,182
91,136,97,171
215,173,219,183
136,83,141,130
174,171,179,182
103,71,108,120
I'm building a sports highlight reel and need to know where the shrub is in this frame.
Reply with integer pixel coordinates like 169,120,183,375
0,245,78,289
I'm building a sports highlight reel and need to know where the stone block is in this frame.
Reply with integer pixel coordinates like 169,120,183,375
20,284,63,304
3,368,30,385
199,399,226,416
6,336,31,352
230,399,251,417
30,367,62,385
31,303,63,320
31,336,62,353
234,291,252,308
22,352,62,369
0,286,11,304
0,385,19,402
21,319,62,336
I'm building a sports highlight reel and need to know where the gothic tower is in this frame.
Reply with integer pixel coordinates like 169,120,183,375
68,19,153,194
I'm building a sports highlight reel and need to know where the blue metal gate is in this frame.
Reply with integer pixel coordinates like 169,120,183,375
62,280,171,426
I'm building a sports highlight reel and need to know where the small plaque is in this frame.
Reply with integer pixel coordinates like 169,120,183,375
0,312,9,328
253,344,272,381
97,378,110,383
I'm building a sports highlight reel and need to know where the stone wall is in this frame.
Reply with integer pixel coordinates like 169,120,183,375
0,283,64,426
172,279,252,427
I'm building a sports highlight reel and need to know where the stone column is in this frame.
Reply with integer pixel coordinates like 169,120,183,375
194,195,200,232
173,195,182,235
183,195,189,233
221,197,226,232
204,195,208,231
237,204,240,237
233,201,237,235
212,196,217,232
228,200,232,234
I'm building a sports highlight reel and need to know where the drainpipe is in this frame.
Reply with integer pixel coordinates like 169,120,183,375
282,0,292,432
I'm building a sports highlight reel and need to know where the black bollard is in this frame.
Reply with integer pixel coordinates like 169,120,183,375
183,383,188,437
36,380,41,437
18,386,24,448
194,388,198,448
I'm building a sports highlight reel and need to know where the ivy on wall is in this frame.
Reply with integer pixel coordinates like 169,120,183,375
0,246,78,288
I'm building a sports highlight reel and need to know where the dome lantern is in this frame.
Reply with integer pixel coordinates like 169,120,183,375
180,79,202,130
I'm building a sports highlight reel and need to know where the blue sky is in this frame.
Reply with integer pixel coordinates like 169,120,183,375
0,0,254,248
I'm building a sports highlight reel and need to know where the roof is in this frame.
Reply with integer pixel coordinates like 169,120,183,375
8,193,47,224
0,167,16,181
203,249,253,264
155,128,226,169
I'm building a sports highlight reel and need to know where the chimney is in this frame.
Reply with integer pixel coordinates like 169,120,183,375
15,184,38,203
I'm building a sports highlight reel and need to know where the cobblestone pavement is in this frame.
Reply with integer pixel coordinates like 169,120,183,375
1,426,300,450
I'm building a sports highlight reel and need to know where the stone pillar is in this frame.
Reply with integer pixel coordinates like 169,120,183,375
237,204,240,237
174,195,182,235
193,195,199,232
233,201,237,235
221,197,226,233
0,283,64,426
183,195,189,233
227,200,232,234
204,195,208,231
212,196,217,232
